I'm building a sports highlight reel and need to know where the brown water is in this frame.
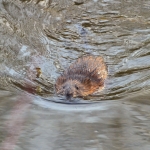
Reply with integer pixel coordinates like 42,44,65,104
0,0,150,149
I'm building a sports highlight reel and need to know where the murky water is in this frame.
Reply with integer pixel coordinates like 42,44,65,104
0,0,150,149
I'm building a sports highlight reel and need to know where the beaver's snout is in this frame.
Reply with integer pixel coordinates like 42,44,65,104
65,92,73,100
64,85,74,100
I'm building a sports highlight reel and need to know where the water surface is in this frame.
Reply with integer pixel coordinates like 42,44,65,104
0,0,150,149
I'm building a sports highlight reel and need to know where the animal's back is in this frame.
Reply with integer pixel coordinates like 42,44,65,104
65,55,107,80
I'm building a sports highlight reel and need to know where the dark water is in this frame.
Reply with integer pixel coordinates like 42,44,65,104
0,0,150,149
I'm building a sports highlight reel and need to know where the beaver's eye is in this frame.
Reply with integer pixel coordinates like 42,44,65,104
62,86,65,89
75,85,79,90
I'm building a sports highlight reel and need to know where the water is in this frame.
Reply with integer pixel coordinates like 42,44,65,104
0,0,150,149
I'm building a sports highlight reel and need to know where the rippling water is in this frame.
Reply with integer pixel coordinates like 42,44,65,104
0,0,150,149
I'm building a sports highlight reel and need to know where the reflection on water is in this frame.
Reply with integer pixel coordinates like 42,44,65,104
0,0,150,149
1,91,150,150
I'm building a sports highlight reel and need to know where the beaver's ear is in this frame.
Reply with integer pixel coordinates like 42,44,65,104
55,83,59,91
55,76,66,93
56,76,66,85
83,78,91,85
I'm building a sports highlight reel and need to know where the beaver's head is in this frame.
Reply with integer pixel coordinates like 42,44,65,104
55,78,101,100
56,80,84,100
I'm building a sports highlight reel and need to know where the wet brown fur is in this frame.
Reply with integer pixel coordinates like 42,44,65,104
55,55,107,99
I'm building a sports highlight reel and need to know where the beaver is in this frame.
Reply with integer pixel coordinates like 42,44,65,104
55,55,107,100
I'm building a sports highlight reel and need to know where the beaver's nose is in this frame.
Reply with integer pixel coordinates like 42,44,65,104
65,92,73,100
